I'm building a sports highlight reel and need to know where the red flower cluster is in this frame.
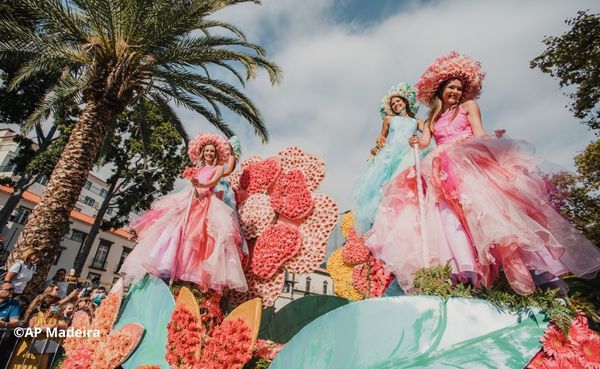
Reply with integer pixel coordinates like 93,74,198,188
251,224,302,280
166,306,204,368
367,256,394,297
197,318,253,369
92,330,136,369
182,166,200,180
239,157,281,194
200,292,224,336
270,169,314,220
527,315,600,369
341,229,370,265
254,339,285,361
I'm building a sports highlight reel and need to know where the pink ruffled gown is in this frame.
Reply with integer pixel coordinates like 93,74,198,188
119,165,248,292
366,105,600,295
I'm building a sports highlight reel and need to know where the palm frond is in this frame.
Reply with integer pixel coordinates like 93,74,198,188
149,93,190,144
22,77,84,133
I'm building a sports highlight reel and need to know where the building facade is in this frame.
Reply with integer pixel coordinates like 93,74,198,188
0,128,134,287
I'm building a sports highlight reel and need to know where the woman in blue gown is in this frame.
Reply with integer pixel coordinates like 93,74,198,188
352,82,429,235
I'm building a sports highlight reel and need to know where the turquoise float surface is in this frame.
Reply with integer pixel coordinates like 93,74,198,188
269,296,546,369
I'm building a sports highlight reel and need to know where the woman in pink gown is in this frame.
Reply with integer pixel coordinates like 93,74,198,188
366,51,600,295
119,133,247,293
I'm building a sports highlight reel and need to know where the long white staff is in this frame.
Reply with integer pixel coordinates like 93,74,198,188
170,186,197,286
413,136,430,268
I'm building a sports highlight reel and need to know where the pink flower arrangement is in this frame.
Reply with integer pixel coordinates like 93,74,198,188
276,147,326,191
415,51,485,107
61,346,94,369
238,193,276,239
285,194,338,274
254,339,284,361
187,133,230,165
197,318,253,369
227,147,338,307
166,305,204,368
341,229,370,265
182,166,200,180
135,366,160,369
527,315,600,369
92,330,135,369
63,311,91,355
251,224,302,280
270,169,314,220
351,264,370,296
92,293,121,336
239,157,281,194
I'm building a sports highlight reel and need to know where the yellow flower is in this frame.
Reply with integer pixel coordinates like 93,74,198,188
340,212,354,238
326,248,363,301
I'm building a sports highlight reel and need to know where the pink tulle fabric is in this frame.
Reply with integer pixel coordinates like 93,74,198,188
366,105,600,295
119,166,247,292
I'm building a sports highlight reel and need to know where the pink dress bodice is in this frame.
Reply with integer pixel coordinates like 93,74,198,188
196,166,217,193
432,105,473,145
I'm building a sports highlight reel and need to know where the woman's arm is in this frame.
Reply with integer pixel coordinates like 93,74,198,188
409,121,432,148
462,100,485,137
378,116,391,142
196,166,225,188
222,155,236,176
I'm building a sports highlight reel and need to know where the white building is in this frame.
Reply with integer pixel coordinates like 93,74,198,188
274,267,334,310
0,128,134,287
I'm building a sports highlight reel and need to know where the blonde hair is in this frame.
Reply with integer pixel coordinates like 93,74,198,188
426,78,462,133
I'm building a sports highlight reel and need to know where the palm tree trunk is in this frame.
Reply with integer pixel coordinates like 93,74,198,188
73,179,117,276
6,98,119,297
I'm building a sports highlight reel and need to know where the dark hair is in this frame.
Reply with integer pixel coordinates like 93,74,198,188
390,96,415,118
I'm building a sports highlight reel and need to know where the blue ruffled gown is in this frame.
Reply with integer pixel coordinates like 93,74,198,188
353,116,428,235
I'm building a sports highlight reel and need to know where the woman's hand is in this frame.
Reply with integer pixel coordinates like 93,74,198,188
191,178,201,187
408,135,420,146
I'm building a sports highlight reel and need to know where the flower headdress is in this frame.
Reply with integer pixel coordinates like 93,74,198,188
379,82,419,118
188,133,231,165
415,51,485,107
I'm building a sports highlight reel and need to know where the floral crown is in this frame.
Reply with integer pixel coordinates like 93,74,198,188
379,82,419,118
415,51,485,107
229,136,241,159
188,133,231,165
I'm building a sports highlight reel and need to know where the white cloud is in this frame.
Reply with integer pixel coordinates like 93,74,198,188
177,0,599,211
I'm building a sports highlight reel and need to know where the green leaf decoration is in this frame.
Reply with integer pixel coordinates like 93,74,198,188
259,295,350,344
269,296,547,369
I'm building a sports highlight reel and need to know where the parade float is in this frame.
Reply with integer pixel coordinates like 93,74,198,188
54,146,600,369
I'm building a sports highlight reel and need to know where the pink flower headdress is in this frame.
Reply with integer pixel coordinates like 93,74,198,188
187,133,231,165
415,51,485,107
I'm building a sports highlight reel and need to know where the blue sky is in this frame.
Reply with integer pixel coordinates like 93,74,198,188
174,0,599,213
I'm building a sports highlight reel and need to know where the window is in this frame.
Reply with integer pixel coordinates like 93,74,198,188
116,247,131,272
106,208,113,215
83,196,95,207
99,189,108,198
323,280,329,294
70,229,87,243
84,181,92,190
10,206,32,224
91,239,113,270
283,282,290,293
36,176,49,185
305,276,311,294
87,272,101,283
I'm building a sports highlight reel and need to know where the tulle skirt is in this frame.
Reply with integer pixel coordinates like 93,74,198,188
366,133,600,295
119,187,248,292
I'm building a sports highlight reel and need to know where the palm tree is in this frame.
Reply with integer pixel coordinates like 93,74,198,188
0,0,281,295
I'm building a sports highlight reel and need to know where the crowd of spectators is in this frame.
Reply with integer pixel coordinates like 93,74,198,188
0,249,110,368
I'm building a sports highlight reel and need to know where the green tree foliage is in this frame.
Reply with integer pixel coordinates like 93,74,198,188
530,10,600,131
